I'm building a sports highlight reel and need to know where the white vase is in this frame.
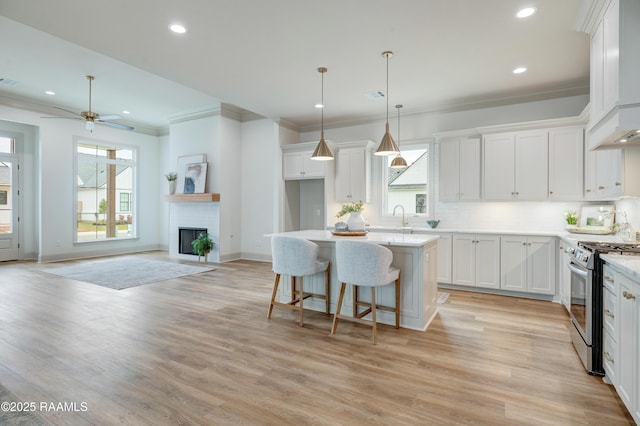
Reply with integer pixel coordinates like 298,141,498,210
347,212,365,231
169,180,176,195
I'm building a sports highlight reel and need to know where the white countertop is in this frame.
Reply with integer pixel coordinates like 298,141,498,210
600,254,640,281
267,230,439,247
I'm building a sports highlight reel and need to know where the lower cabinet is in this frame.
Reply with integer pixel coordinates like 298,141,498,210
436,233,452,284
617,271,639,423
602,265,619,386
500,236,556,295
452,234,500,289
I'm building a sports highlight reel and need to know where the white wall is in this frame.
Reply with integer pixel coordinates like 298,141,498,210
0,105,161,262
239,119,280,261
219,115,242,261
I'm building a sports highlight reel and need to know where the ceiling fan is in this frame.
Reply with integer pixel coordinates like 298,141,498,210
43,75,134,131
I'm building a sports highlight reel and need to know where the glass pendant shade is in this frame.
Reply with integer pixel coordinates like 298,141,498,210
311,67,333,161
375,51,400,156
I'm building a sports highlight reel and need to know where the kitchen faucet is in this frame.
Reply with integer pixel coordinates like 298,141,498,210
393,205,409,226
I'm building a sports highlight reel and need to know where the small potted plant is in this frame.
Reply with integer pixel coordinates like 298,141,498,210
336,200,365,231
165,172,178,194
563,210,578,226
191,232,214,263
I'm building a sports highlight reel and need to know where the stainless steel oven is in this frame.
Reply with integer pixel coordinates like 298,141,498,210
567,256,594,372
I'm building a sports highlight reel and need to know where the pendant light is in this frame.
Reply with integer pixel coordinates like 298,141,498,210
311,67,333,161
390,104,408,168
375,51,400,156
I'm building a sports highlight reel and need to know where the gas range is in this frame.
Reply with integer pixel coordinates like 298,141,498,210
571,241,640,269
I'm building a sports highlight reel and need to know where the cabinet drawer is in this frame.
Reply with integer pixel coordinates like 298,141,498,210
603,265,616,293
603,285,617,338
603,330,618,387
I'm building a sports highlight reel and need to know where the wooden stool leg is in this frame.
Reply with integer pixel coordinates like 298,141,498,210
331,282,347,335
371,287,377,345
298,277,304,326
325,264,331,315
290,276,295,303
395,275,401,329
353,285,359,318
267,273,281,319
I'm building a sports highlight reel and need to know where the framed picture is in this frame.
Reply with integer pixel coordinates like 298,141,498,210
176,154,206,194
579,205,615,229
183,162,207,194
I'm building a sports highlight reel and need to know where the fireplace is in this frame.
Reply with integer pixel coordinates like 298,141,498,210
178,227,208,255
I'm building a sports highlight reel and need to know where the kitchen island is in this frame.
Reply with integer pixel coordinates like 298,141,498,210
267,230,439,331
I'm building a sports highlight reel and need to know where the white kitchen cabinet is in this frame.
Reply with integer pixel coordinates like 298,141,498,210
452,234,500,289
558,240,576,312
335,141,373,203
548,127,584,200
584,146,640,199
283,150,326,180
500,236,556,295
438,137,481,201
483,130,548,200
435,233,452,284
617,271,639,422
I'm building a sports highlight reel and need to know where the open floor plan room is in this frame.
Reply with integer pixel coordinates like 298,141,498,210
0,252,633,425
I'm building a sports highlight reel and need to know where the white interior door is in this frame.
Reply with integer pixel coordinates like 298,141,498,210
0,153,19,261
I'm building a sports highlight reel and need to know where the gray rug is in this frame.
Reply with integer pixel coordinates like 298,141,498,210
0,383,49,425
437,292,450,304
46,258,215,290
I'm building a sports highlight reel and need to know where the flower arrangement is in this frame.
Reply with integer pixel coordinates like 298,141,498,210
164,172,178,182
336,200,364,218
563,210,578,225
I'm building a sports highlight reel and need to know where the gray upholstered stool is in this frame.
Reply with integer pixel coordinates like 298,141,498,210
268,236,330,326
331,240,400,344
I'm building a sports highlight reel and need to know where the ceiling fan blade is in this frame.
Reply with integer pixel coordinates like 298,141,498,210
97,114,122,121
53,106,83,117
100,120,134,131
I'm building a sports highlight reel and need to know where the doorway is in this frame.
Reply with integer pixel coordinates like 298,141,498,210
0,135,20,261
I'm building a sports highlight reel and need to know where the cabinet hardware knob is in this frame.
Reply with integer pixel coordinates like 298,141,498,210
623,291,636,300
615,182,622,186
515,192,519,195
604,275,613,282
604,308,615,318
604,351,614,363
586,189,592,192
549,191,554,194
598,186,605,190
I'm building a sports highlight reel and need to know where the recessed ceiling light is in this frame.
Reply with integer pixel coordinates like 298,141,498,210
516,7,537,18
619,138,628,143
122,110,130,115
169,24,186,34
513,67,527,74
45,90,56,95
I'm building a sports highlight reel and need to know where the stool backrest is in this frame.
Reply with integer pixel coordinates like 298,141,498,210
271,236,321,276
335,240,393,287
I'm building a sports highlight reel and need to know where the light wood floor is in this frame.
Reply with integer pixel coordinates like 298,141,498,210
0,252,634,425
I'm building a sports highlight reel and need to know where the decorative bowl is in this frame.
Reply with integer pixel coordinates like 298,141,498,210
334,221,348,232
426,220,440,229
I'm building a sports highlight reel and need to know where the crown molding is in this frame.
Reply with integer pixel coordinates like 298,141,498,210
298,82,589,133
574,0,609,33
278,118,299,132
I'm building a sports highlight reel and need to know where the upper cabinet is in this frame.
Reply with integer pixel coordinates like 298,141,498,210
583,0,640,149
548,126,584,201
585,146,640,199
282,142,327,180
335,140,374,203
483,130,548,200
438,137,481,201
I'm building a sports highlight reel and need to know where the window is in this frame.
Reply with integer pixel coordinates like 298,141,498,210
75,140,136,242
384,145,431,217
0,136,13,153
0,191,6,205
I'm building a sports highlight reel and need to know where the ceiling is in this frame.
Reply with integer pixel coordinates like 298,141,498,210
0,0,590,134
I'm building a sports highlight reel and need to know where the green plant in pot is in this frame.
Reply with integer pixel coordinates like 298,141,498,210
336,200,365,231
191,232,214,263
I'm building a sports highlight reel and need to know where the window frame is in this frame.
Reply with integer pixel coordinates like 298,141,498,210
380,139,435,223
73,137,137,243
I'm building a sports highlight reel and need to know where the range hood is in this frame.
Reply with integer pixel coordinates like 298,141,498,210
588,104,640,150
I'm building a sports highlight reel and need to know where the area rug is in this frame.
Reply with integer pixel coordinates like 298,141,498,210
46,258,215,290
437,292,450,304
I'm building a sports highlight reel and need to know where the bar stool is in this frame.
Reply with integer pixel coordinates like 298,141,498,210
331,240,400,344
267,236,330,326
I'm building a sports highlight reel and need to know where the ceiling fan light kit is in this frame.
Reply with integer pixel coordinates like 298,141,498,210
375,51,400,156
311,66,333,161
